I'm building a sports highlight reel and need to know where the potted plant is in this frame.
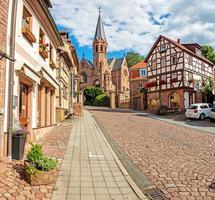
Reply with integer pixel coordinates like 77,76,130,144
24,144,56,185
156,105,168,116
12,128,28,160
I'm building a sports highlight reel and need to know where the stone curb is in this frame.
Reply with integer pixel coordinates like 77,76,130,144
91,112,149,200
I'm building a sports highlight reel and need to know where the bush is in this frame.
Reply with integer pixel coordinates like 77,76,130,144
84,86,104,105
156,105,168,116
27,144,56,172
93,94,110,107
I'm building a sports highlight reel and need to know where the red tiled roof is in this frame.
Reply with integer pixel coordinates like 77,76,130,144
130,60,147,70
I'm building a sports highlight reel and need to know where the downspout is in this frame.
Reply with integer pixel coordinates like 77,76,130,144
7,0,18,161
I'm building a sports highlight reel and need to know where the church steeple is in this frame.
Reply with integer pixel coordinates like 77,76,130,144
93,9,108,89
94,10,106,41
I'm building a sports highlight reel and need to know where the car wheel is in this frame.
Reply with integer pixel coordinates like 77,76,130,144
199,113,205,120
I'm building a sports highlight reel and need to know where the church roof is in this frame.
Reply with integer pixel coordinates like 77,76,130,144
86,59,93,67
94,12,106,41
112,58,124,71
107,58,114,65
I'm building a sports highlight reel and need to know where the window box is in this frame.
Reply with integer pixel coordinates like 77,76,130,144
49,59,56,69
146,81,157,88
170,78,178,83
159,80,167,85
188,79,194,84
22,27,36,43
39,47,48,59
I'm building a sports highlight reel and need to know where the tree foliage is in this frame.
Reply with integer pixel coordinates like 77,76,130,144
126,51,145,68
83,86,104,105
201,77,215,103
201,45,215,64
93,94,110,107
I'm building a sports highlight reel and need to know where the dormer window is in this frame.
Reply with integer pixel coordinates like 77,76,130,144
160,44,167,53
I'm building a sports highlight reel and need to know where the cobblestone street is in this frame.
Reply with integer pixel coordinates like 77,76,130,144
91,108,215,199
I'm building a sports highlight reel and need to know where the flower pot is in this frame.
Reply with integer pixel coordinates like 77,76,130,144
24,161,56,186
12,135,25,160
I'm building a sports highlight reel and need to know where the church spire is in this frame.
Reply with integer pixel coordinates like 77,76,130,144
94,8,106,41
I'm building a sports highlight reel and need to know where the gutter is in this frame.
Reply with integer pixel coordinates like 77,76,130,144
7,0,18,161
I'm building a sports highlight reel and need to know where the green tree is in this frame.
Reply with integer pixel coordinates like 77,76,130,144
201,77,215,103
201,45,215,64
126,51,145,68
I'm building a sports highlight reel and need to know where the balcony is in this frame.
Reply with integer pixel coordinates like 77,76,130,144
22,27,36,43
49,59,57,69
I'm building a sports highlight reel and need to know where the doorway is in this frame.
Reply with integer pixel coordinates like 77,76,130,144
19,82,29,128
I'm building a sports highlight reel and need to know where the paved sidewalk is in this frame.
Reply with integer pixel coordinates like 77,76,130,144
52,110,146,200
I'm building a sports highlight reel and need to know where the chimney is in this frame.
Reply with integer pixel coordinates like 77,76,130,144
177,39,181,44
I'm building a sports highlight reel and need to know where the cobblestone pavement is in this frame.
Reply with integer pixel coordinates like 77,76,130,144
91,108,215,200
0,121,72,200
52,110,146,200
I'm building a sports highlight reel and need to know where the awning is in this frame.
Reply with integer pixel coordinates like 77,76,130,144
15,61,41,84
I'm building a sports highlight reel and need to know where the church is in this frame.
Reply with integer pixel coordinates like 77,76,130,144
78,11,130,108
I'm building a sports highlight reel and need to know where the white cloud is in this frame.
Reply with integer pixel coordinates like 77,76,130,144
51,0,215,55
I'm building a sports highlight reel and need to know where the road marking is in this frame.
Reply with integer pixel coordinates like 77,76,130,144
89,152,104,158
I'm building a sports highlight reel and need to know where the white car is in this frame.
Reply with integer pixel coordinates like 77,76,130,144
185,103,213,120
209,106,215,122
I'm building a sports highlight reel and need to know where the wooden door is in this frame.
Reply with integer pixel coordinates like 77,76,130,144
19,82,29,128
133,97,141,110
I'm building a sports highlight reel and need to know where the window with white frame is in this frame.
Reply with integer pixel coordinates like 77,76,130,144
139,68,147,77
161,59,166,67
160,44,167,53
171,55,177,65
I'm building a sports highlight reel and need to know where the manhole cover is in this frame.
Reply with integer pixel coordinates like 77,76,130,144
144,188,168,200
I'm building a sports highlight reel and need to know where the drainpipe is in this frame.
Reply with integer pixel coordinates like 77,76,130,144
71,70,74,109
7,0,18,161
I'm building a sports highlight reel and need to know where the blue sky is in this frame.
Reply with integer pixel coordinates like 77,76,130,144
51,0,215,61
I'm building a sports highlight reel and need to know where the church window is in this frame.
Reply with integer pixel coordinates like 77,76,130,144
81,72,87,83
95,45,98,52
82,61,85,67
100,44,103,52
124,70,128,76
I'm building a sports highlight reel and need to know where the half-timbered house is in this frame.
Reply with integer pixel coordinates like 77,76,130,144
145,35,214,111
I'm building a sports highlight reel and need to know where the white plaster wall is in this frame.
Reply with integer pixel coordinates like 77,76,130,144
5,0,60,130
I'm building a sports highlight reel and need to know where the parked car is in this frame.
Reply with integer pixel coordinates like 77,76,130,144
209,106,215,122
185,103,213,120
